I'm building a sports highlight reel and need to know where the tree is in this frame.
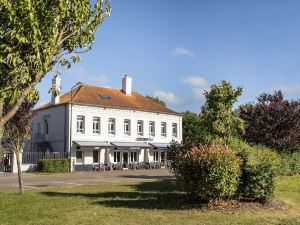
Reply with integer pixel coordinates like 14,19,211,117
0,0,111,142
146,96,166,107
239,91,300,152
182,111,203,143
200,80,244,143
4,99,36,194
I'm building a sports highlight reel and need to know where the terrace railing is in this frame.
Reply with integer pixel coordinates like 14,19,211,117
22,152,69,164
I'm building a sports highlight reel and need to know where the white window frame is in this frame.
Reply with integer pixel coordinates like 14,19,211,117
172,123,178,138
161,122,167,137
130,151,138,163
149,121,155,137
114,151,121,163
137,120,144,136
124,119,131,136
93,117,101,134
76,116,85,134
108,118,116,135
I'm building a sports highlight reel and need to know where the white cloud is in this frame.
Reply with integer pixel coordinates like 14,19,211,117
278,84,300,94
183,76,209,99
171,47,194,58
153,90,182,105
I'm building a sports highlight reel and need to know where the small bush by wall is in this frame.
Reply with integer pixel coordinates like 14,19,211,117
237,146,281,203
173,145,241,203
37,159,69,173
280,152,300,176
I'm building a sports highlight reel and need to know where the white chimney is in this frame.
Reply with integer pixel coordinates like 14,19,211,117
122,75,132,95
51,74,61,105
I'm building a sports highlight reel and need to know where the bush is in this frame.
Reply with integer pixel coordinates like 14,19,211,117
37,159,69,173
173,144,241,203
237,146,281,203
280,152,300,176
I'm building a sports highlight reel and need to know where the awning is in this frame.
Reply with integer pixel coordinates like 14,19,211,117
110,142,150,149
149,143,170,149
74,141,112,148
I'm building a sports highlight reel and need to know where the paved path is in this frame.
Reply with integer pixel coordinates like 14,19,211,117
0,169,174,192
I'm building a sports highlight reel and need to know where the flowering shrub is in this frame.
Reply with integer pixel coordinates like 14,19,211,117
173,145,241,203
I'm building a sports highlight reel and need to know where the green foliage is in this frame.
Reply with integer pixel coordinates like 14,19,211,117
37,159,69,173
182,111,203,143
0,0,111,128
280,152,300,176
201,80,244,142
146,96,166,107
236,145,282,203
173,144,241,203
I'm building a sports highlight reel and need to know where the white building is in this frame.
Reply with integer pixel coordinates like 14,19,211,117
31,75,182,171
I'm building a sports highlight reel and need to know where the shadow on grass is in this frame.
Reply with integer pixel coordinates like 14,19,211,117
41,180,205,210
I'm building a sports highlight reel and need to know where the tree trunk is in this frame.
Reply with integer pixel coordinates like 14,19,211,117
15,150,23,195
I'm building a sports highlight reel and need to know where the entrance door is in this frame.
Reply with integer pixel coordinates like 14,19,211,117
93,150,99,163
123,152,129,168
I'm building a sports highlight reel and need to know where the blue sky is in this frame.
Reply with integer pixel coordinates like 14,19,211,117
37,0,300,113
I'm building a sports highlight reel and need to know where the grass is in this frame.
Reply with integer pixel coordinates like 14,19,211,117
0,176,299,225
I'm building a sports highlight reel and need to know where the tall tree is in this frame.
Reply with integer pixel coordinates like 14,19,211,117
201,80,244,143
239,91,300,152
0,0,111,141
182,111,202,143
4,99,36,194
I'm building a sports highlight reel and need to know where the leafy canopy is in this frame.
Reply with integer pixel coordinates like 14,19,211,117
239,90,300,152
0,0,111,126
201,80,244,142
146,96,166,107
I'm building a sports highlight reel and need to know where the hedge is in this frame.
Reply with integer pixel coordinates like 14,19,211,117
173,144,241,203
37,159,69,173
280,151,300,176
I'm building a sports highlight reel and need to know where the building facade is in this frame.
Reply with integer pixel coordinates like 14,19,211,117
31,75,182,171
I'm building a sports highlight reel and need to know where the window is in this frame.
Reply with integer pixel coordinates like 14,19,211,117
172,123,178,137
44,119,49,134
130,151,138,162
93,150,99,163
114,151,121,162
153,150,159,162
77,116,85,133
149,121,155,137
161,151,165,164
108,118,115,135
161,122,167,137
76,151,83,163
137,120,144,136
93,117,101,134
124,119,131,136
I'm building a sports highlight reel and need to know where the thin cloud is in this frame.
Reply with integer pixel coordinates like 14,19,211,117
171,47,194,58
278,84,300,94
88,74,108,85
153,90,182,105
183,76,209,99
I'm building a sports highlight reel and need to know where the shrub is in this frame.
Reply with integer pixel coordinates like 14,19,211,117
280,152,300,176
173,144,241,203
237,146,281,203
37,159,69,173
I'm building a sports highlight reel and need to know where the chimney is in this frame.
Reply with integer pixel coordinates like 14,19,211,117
51,74,61,105
122,75,132,95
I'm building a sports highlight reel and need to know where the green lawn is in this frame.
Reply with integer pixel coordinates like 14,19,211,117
0,176,299,225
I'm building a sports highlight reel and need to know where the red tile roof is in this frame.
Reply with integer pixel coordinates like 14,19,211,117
38,84,179,115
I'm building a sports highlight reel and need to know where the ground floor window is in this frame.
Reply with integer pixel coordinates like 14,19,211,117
76,151,83,163
93,150,99,163
153,150,159,162
161,151,165,163
114,151,121,163
130,151,138,162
